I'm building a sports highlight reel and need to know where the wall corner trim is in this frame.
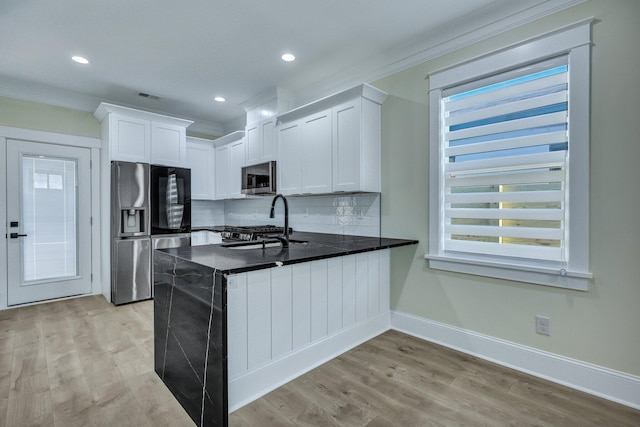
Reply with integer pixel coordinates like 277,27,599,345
390,311,640,410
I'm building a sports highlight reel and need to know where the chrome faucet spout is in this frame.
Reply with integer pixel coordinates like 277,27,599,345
269,194,289,248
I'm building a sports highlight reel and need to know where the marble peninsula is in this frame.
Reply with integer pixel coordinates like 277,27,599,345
153,231,417,427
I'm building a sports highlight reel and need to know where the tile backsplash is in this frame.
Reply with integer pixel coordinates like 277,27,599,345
192,194,381,237
192,200,225,227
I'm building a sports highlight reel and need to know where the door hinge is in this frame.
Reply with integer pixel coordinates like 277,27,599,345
90,216,93,225
91,273,93,282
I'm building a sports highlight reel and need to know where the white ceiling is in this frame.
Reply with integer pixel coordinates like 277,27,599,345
0,0,581,135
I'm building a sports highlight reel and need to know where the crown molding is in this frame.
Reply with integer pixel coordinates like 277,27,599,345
291,0,588,106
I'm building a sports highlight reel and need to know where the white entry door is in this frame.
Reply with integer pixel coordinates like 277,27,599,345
6,140,92,306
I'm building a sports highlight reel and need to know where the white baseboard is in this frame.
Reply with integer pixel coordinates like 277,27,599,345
391,310,640,410
228,313,391,412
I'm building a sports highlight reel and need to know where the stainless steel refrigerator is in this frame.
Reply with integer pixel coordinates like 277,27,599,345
111,161,192,305
111,161,152,305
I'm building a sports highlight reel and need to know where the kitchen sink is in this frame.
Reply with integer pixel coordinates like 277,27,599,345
221,239,308,250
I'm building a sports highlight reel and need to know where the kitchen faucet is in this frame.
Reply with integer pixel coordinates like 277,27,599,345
269,194,289,249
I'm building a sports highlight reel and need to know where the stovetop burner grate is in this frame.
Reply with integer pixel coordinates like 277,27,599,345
220,225,292,241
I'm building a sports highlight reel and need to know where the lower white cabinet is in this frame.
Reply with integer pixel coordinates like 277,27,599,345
186,137,216,200
190,231,222,246
226,250,391,410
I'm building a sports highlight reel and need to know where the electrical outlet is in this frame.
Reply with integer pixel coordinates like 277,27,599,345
535,315,551,336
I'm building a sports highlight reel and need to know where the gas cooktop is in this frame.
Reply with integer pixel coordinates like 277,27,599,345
220,225,292,241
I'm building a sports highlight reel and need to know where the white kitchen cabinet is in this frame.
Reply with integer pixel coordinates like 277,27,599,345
277,109,331,196
213,130,245,200
186,137,216,200
275,83,387,196
245,117,277,165
190,230,222,246
215,144,230,200
104,113,151,163
332,96,383,193
229,138,246,199
300,109,332,194
190,231,206,246
151,122,187,167
277,121,302,195
94,103,192,166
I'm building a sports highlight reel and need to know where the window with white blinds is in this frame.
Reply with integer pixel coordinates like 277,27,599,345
443,57,568,261
427,22,592,290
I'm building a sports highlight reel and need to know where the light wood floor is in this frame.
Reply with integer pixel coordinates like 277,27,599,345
1,295,638,426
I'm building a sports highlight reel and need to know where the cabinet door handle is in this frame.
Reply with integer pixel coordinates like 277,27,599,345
10,233,28,239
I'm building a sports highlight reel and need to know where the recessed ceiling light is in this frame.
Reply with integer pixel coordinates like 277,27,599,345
281,53,295,62
214,96,226,102
71,55,89,64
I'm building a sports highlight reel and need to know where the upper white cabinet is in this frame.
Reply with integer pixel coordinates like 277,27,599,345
152,122,187,166
94,103,192,167
106,114,150,163
300,109,332,194
213,131,246,200
215,144,230,200
277,122,302,195
229,138,247,199
186,137,216,200
277,110,332,196
276,83,387,196
332,97,382,193
245,117,277,165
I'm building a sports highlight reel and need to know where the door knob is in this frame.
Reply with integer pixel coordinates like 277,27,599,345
10,233,28,238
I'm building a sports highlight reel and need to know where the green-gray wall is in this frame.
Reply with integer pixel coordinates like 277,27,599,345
376,0,640,376
0,96,100,137
0,96,216,140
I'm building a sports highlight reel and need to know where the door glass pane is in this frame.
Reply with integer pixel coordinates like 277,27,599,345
22,156,78,281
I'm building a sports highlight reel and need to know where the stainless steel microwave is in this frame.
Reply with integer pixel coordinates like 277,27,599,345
241,161,277,195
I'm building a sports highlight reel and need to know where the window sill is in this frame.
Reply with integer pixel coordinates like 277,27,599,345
425,254,591,291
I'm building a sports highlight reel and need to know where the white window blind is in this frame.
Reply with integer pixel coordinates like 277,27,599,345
442,57,569,262
427,20,592,290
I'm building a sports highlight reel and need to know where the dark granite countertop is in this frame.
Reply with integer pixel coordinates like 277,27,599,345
159,231,418,274
190,226,226,232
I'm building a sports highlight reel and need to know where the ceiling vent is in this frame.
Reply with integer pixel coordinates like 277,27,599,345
138,92,160,100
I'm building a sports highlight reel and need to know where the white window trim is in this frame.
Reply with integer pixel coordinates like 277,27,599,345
426,20,593,291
